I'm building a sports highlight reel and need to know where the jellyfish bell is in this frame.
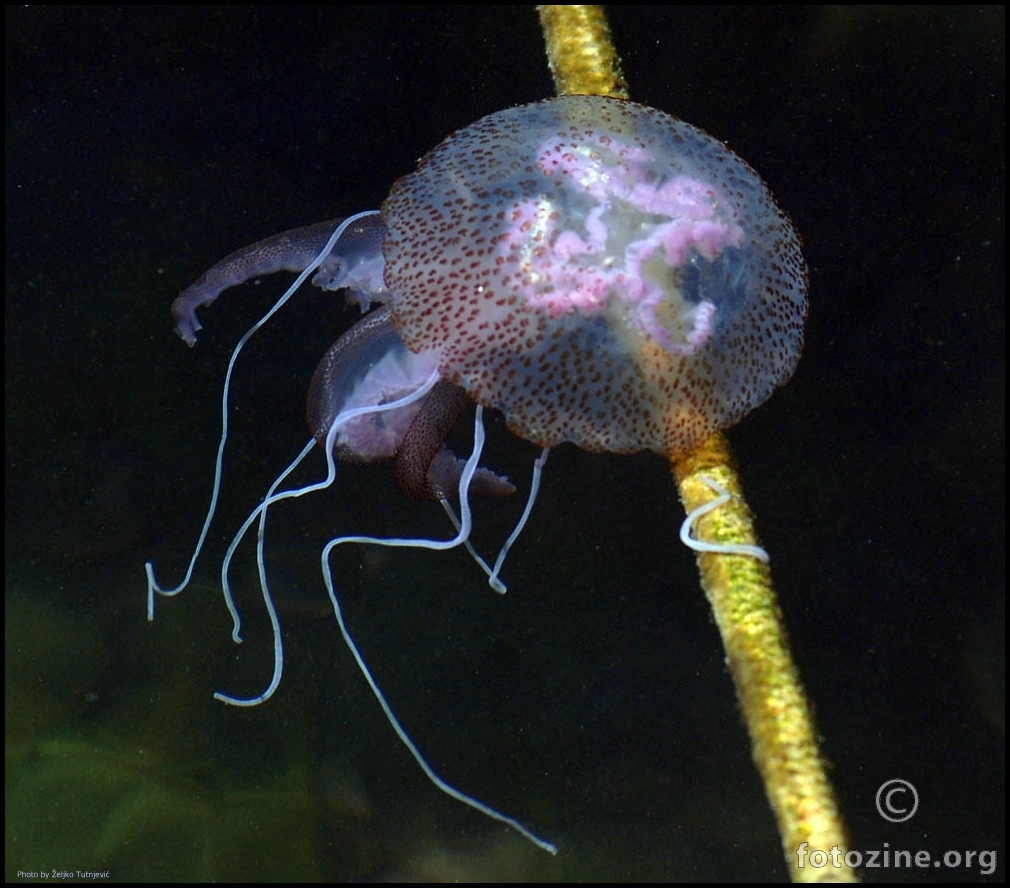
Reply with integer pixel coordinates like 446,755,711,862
147,95,807,856
383,94,808,455
170,97,808,463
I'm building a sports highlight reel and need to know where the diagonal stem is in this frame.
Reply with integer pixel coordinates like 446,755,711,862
536,7,856,881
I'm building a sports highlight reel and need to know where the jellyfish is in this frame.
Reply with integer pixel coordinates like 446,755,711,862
148,94,807,853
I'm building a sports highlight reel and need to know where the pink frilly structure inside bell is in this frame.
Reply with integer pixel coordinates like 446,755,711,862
382,95,808,456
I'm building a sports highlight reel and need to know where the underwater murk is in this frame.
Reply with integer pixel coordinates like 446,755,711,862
147,94,807,857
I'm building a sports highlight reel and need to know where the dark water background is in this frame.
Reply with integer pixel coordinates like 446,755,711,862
6,6,1003,881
